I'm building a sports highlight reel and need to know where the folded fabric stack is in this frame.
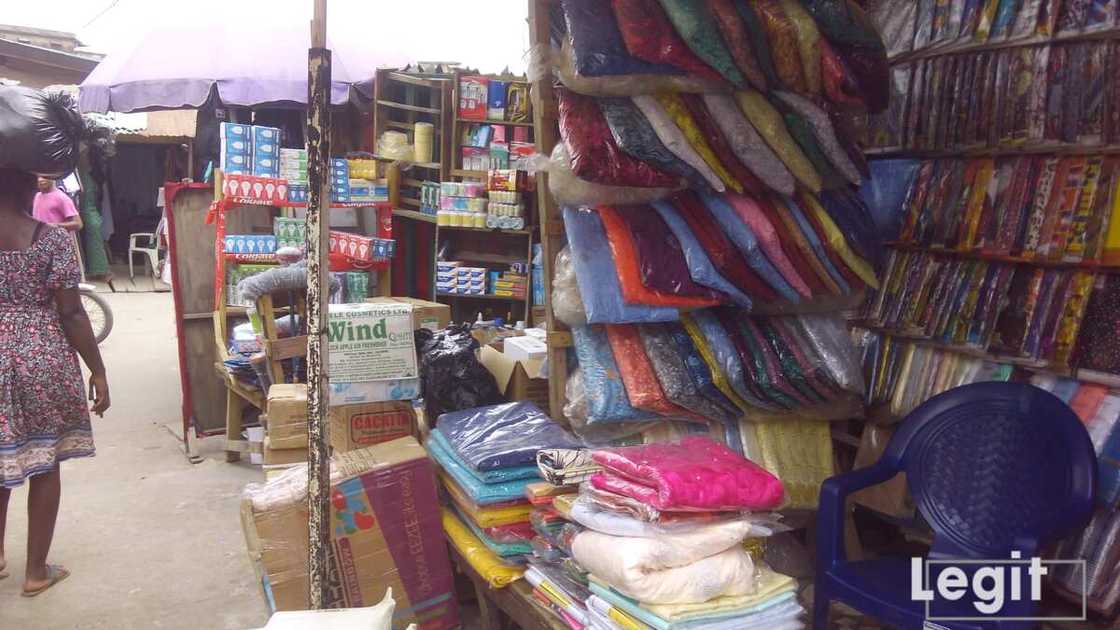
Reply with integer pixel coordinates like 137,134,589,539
428,401,581,587
548,437,805,630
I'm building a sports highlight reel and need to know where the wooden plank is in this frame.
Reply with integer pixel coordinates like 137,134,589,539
386,71,450,88
375,99,442,115
393,208,438,224
450,547,568,630
528,0,568,422
265,335,309,361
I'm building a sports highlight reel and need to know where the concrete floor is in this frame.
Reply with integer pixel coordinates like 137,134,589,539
0,292,268,630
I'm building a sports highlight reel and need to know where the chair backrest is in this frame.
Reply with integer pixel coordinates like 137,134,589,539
881,382,1096,559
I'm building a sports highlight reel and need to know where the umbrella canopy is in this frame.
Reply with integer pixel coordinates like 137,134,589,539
79,18,410,113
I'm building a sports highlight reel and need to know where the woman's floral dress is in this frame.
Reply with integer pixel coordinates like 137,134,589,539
0,226,93,488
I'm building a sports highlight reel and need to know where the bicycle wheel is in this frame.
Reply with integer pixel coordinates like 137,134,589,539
80,290,114,344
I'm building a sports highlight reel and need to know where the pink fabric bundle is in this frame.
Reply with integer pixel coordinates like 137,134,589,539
590,437,785,511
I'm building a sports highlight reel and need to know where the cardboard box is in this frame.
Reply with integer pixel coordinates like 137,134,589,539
262,437,306,465
330,401,416,453
328,302,417,384
365,297,450,332
458,75,489,120
479,344,549,410
241,437,459,627
329,379,420,407
266,384,308,450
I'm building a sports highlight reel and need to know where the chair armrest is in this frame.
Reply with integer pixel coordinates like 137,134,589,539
816,461,900,570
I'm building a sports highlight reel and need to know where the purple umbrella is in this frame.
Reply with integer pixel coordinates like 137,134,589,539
79,18,410,113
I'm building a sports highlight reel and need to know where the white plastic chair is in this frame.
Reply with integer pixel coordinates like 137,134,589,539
128,232,159,279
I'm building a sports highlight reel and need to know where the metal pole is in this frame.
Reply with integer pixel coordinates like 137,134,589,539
306,0,332,610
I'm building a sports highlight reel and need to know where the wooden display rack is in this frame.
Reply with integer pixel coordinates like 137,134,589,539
211,167,396,462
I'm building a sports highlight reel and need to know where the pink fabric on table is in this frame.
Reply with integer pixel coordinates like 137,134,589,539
724,193,813,298
589,437,785,511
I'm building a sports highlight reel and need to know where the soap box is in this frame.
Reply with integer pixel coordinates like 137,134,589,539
458,75,489,121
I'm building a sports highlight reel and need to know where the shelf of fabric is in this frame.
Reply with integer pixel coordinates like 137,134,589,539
883,242,1120,274
890,27,1120,66
867,145,1120,160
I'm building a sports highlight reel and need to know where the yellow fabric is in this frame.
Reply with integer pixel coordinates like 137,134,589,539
656,92,743,193
1102,173,1120,264
778,0,822,96
741,419,834,510
644,566,798,620
771,195,843,295
438,470,532,528
963,159,994,249
797,190,880,288
441,509,524,588
735,90,821,193
605,605,647,630
552,493,576,518
681,314,749,412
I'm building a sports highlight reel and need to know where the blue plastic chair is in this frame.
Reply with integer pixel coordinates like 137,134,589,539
813,382,1097,629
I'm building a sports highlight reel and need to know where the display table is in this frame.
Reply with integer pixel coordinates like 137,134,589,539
448,546,568,630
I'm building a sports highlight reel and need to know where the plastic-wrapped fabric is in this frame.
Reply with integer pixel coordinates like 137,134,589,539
773,91,861,186
858,159,921,241
640,323,723,419
637,566,800,623
819,38,867,109
654,93,743,193
650,200,754,308
706,0,768,90
680,315,749,411
590,436,786,511
613,205,725,300
755,318,830,404
632,95,726,192
606,324,702,419
778,0,823,96
796,192,865,290
790,313,865,393
773,103,847,192
870,0,918,57
599,97,711,193
442,509,524,588
716,310,796,409
735,90,822,193
564,369,658,445
757,195,836,296
739,317,815,407
700,192,800,302
672,192,780,302
430,429,541,484
562,206,680,324
732,1,782,87
832,41,890,114
689,310,777,410
829,106,870,179
551,245,588,328
753,0,809,94
436,401,581,471
572,526,757,604
560,0,681,76
453,505,534,557
416,323,505,421
656,0,746,86
725,194,814,298
571,496,777,539
438,470,533,528
535,145,681,207
536,449,602,487
558,87,680,188
573,325,658,423
818,190,881,269
580,483,665,522
612,0,725,81
428,435,539,505
599,206,721,309
549,39,726,98
0,86,85,177
665,322,743,421
678,93,766,194
802,0,888,49
701,94,796,196
766,196,844,296
795,191,879,288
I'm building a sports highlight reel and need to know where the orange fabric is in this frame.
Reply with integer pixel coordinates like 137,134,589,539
598,206,721,309
606,324,703,419
1070,384,1109,425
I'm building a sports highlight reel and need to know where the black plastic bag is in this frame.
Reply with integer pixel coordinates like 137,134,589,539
0,87,85,177
415,324,504,421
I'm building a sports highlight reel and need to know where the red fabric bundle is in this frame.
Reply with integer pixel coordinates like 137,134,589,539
819,39,866,109
706,0,768,90
611,0,724,81
557,87,680,188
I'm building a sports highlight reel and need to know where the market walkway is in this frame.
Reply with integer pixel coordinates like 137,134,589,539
0,292,267,630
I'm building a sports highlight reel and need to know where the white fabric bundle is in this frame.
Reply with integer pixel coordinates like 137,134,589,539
632,95,726,192
701,93,796,196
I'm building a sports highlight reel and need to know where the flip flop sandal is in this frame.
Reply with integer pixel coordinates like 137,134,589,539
21,565,69,597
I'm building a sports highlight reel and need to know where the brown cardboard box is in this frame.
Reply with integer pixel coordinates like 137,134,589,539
240,437,459,626
329,401,416,454
479,344,549,410
266,384,308,450
365,297,450,331
262,437,307,465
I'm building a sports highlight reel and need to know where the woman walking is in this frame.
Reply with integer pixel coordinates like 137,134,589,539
0,166,110,596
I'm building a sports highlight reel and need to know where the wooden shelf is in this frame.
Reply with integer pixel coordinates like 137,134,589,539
885,242,1120,274
867,144,1120,160
385,71,451,88
376,99,442,115
456,117,534,128
451,168,488,179
392,208,437,224
223,196,390,210
436,292,527,302
447,250,526,265
439,225,533,236
371,155,441,169
889,27,1120,65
